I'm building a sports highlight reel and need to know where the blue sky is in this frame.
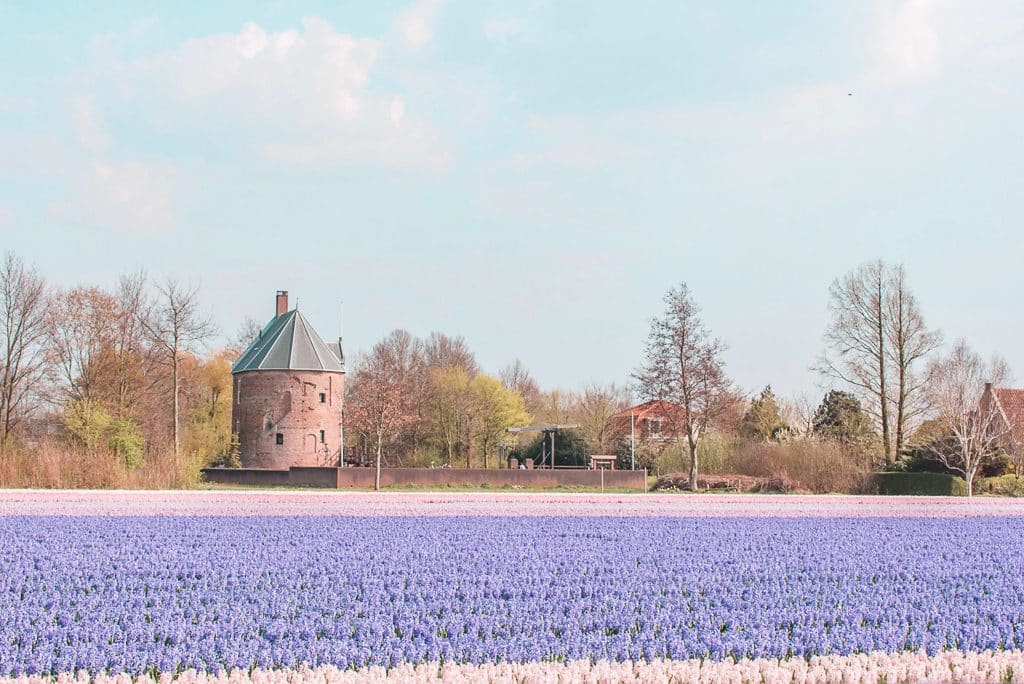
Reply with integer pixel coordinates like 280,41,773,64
1,1,1022,401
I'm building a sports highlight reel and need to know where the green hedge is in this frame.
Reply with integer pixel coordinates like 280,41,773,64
874,472,966,496
980,475,1024,497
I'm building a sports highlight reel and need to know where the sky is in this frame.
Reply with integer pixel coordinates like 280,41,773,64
0,0,1022,402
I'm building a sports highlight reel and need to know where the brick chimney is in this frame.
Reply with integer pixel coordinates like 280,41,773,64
275,290,289,318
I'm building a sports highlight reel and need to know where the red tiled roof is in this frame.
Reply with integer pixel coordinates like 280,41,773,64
995,388,1024,444
608,400,687,440
611,400,682,421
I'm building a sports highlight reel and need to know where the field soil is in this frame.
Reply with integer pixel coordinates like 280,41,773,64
2,489,1022,517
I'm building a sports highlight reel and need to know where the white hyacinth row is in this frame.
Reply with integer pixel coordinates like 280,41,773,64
5,651,1024,684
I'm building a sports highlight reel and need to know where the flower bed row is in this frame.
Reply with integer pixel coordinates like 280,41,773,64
3,515,1024,676
3,651,1024,684
3,490,1022,517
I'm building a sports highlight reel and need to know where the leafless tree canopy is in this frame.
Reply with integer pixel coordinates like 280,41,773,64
634,283,734,491
140,278,216,461
818,261,941,465
574,383,632,455
111,272,160,419
500,358,540,404
885,264,943,457
819,261,890,462
924,339,1011,496
46,287,118,406
228,317,264,357
346,330,424,489
423,332,478,375
0,252,49,441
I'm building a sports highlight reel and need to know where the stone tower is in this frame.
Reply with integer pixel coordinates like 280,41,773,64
231,291,345,468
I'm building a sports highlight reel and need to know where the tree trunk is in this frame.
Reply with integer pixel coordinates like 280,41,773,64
894,383,905,460
893,287,906,460
172,349,180,465
688,432,698,492
374,439,383,491
875,280,891,466
1,383,11,443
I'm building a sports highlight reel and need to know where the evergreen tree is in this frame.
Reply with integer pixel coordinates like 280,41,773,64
812,390,877,455
739,385,789,441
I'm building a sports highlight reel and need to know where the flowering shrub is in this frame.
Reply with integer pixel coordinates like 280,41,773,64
3,514,1024,677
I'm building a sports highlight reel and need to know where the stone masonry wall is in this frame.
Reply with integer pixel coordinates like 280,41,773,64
232,369,344,469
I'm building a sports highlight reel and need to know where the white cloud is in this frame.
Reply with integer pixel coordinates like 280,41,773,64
394,0,443,50
70,95,110,154
88,17,448,169
483,18,525,43
0,130,180,233
389,97,406,125
870,0,943,83
51,159,179,234
867,0,1024,85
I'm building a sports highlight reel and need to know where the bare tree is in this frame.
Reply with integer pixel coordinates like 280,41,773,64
885,265,942,458
228,317,263,357
634,283,734,491
500,358,541,411
423,332,478,375
533,389,576,425
112,272,159,420
781,392,818,438
347,331,421,490
574,383,631,455
426,365,473,466
818,261,892,464
0,253,49,442
46,287,118,405
140,279,215,462
923,339,1011,497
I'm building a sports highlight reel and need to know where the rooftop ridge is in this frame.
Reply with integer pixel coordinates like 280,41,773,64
232,308,343,374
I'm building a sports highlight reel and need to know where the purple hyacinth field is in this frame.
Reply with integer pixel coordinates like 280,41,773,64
3,492,1024,683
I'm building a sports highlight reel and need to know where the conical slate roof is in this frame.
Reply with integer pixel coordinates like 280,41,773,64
232,309,344,373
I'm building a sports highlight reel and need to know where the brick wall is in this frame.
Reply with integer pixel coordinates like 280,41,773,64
202,467,648,490
201,468,290,487
231,370,344,469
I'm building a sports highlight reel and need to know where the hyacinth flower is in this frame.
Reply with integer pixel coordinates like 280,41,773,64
4,515,1024,677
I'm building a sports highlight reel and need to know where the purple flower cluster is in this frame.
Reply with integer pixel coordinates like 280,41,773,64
2,516,1023,676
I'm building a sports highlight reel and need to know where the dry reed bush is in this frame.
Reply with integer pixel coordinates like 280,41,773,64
0,440,204,489
728,439,869,494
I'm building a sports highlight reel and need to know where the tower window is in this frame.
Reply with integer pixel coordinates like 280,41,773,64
319,392,326,403
319,430,325,443
275,433,284,445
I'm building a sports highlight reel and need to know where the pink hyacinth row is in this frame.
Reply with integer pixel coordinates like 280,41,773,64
3,489,1024,518
4,651,1024,684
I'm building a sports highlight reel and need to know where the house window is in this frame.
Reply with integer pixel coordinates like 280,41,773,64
319,430,325,444
275,433,284,445
319,393,326,403
647,418,662,437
